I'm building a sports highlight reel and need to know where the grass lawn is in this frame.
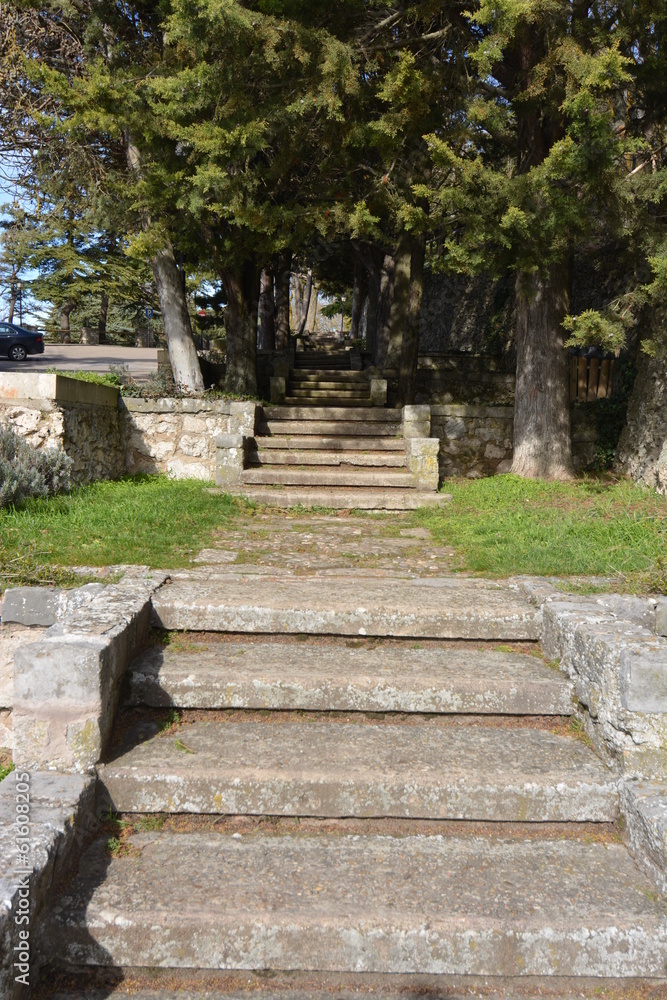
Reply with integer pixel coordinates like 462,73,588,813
0,473,666,594
416,475,667,592
0,475,243,593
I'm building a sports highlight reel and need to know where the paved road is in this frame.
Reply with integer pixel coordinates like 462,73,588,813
0,344,158,379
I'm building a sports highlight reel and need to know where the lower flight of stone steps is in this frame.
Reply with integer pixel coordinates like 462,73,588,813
125,640,575,715
283,396,374,407
259,419,402,437
45,831,667,976
150,575,542,639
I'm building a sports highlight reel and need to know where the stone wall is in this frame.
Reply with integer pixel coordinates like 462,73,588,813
0,374,124,484
431,404,599,479
0,375,259,484
120,398,257,481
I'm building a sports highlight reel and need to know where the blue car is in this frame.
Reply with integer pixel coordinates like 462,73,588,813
0,322,45,361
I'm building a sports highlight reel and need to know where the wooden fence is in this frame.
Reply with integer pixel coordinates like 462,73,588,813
569,352,615,403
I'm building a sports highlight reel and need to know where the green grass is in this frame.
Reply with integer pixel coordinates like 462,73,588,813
414,475,667,592
45,368,122,388
0,475,244,591
0,759,14,783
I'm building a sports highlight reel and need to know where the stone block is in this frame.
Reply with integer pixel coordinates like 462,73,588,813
1,584,104,628
229,401,259,437
0,771,95,1000
656,598,667,637
12,574,165,773
402,404,430,439
542,601,667,778
621,780,667,892
216,433,246,488
270,377,286,404
405,437,439,491
370,378,387,406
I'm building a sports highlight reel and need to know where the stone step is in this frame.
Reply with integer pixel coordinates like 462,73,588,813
224,486,451,509
283,397,374,408
287,388,371,398
294,362,351,370
254,436,406,451
263,406,402,421
126,641,575,715
259,420,402,437
290,373,368,383
46,832,667,976
100,721,614,820
150,576,541,639
241,468,417,488
250,449,408,468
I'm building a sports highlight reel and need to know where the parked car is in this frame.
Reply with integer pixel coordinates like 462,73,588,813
0,322,45,361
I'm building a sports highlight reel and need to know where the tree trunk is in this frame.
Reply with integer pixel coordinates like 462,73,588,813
222,261,259,396
365,278,379,356
60,301,74,343
152,247,204,392
98,293,109,345
397,235,426,408
125,131,203,391
306,281,318,333
274,253,291,351
511,263,574,479
8,296,15,323
385,232,412,369
350,262,364,342
296,270,313,337
374,254,396,368
258,268,275,351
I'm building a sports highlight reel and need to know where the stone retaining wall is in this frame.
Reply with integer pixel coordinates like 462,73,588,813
0,375,258,484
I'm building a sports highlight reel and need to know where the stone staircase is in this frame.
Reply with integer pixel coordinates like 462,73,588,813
42,572,667,990
288,347,370,408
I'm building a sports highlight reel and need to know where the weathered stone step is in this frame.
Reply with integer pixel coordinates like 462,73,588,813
290,373,368,382
285,392,374,409
99,721,615,820
241,468,416,488
225,486,451,510
46,832,667,976
260,420,402,437
263,406,402,421
287,385,370,395
126,641,574,715
250,450,407,468
150,576,541,639
255,436,406,451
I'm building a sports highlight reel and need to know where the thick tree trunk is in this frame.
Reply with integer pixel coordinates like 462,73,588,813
349,262,365,342
397,235,426,408
98,293,109,345
125,132,203,391
374,254,396,368
258,269,275,351
60,301,73,343
306,282,318,333
296,270,313,338
274,253,291,351
385,233,412,369
152,247,204,392
8,295,15,323
222,262,259,396
365,278,379,356
511,263,574,479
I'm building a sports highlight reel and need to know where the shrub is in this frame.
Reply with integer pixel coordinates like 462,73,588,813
0,423,72,509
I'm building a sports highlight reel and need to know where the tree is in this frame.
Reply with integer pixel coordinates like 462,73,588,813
426,1,633,478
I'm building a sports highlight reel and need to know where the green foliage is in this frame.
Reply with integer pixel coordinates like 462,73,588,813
0,422,72,509
45,368,123,388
